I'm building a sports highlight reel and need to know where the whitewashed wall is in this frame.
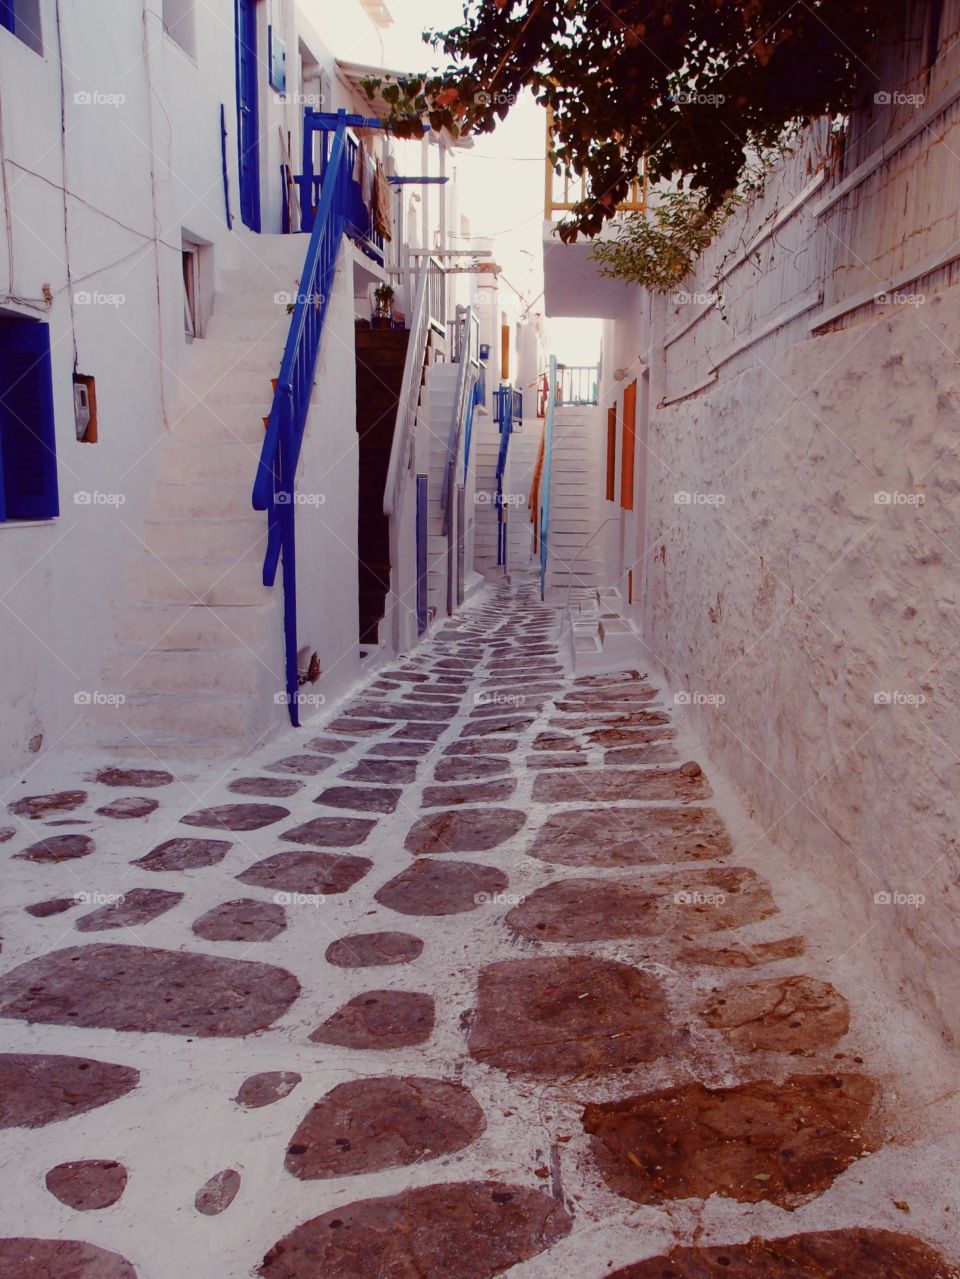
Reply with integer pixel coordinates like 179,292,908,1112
605,0,960,1050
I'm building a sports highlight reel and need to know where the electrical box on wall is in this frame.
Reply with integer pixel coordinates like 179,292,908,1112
268,26,286,95
73,374,97,442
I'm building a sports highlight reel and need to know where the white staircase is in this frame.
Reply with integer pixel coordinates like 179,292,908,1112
102,231,304,756
565,586,638,673
506,413,541,572
543,403,605,600
424,363,460,616
471,402,504,579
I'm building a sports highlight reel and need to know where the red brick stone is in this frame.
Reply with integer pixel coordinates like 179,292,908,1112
0,1238,137,1278
228,777,304,797
94,796,160,820
528,806,732,869
237,850,371,895
404,808,526,854
133,837,231,871
325,932,424,968
15,835,94,863
607,1230,957,1278
506,867,777,942
375,860,509,916
0,944,300,1037
433,756,511,782
583,1072,876,1207
25,897,78,918
532,764,710,803
443,738,519,756
181,803,290,831
257,1180,572,1279
420,778,518,808
315,786,401,814
280,817,376,848
700,975,850,1052
235,1071,301,1109
681,936,806,967
192,898,286,942
285,1076,484,1178
94,768,173,788
75,888,183,932
469,957,674,1078
340,758,418,785
195,1168,241,1215
0,1053,139,1129
309,990,434,1049
7,790,86,819
45,1160,127,1210
266,754,333,776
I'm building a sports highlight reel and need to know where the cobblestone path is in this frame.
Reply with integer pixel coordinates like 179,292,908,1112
0,581,957,1278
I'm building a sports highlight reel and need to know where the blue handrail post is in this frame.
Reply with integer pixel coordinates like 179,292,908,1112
539,355,557,600
253,114,350,725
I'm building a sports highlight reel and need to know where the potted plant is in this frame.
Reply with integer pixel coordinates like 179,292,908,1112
372,283,395,329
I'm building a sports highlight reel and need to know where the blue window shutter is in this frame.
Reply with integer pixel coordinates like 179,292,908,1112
0,0,15,36
0,319,59,520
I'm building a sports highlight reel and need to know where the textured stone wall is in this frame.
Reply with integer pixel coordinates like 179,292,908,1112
641,284,960,1049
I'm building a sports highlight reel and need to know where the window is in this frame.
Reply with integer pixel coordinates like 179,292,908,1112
0,0,42,54
620,379,637,511
162,0,196,58
0,317,59,521
605,404,617,501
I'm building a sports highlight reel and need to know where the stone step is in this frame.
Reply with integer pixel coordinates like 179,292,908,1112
150,479,253,520
125,555,270,606
113,646,264,694
115,600,278,650
142,516,265,559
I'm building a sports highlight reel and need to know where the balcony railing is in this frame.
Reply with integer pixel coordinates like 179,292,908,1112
544,108,645,220
297,111,385,263
556,363,599,406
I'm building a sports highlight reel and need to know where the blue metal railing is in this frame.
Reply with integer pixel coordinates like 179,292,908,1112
539,355,557,599
297,111,384,262
463,375,483,484
494,385,523,567
252,114,351,726
442,306,478,534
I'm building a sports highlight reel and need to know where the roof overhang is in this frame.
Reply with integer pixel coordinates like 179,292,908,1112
358,0,393,29
335,60,474,149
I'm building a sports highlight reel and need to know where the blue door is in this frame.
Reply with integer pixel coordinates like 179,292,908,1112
235,0,261,231
416,475,428,635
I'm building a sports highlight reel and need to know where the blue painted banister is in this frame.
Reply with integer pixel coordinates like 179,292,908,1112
252,112,351,726
539,355,557,600
494,385,522,567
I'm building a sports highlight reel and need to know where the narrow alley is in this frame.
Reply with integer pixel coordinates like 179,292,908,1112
1,579,957,1278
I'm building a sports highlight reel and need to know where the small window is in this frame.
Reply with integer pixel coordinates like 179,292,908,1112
162,0,196,58
0,317,59,521
0,0,43,54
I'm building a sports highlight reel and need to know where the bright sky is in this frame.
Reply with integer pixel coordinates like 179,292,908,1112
357,0,603,364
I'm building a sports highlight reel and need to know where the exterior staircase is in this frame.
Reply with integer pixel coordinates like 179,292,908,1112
356,326,410,646
543,403,606,599
102,231,305,756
